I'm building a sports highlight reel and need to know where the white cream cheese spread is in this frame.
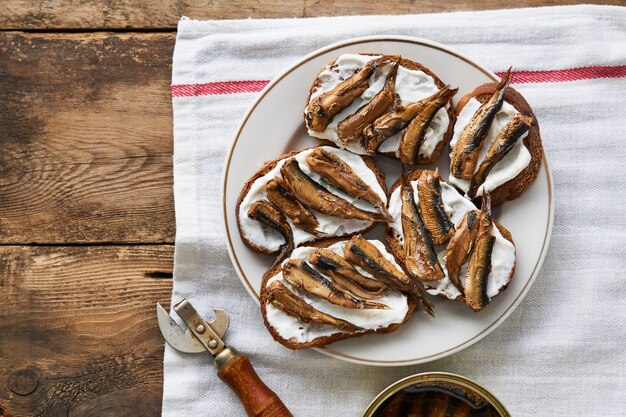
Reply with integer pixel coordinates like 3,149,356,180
387,178,516,301
238,146,387,252
307,54,450,158
449,98,531,196
264,240,410,344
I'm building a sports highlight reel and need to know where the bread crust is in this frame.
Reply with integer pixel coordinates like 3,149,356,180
454,83,543,207
236,146,388,256
259,239,417,350
306,54,456,163
384,169,516,307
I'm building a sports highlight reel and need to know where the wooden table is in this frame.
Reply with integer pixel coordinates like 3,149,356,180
0,1,619,415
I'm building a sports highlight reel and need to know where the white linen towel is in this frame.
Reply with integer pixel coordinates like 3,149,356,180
165,5,626,417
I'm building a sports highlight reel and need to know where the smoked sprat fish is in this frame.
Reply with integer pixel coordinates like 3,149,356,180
468,113,533,198
337,59,399,144
267,280,361,331
445,209,480,294
309,248,388,300
343,235,434,316
280,159,390,222
398,86,457,165
400,173,444,281
417,169,455,245
265,177,321,236
306,148,392,220
361,100,427,154
282,259,388,310
361,83,451,154
248,200,294,254
450,68,512,179
305,56,391,132
464,193,495,311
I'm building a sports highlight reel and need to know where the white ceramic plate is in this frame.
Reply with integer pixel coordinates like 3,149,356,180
222,36,553,366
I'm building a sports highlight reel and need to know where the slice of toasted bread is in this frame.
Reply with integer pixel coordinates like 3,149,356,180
236,146,388,256
384,169,516,309
305,54,456,164
260,238,417,350
451,83,543,207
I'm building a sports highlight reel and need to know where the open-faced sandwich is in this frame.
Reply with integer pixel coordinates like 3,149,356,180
448,69,543,206
237,146,392,255
260,235,433,349
385,169,516,312
304,54,457,164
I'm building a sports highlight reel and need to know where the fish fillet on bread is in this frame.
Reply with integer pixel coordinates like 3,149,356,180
384,169,516,311
447,70,543,207
260,236,433,349
304,53,457,164
236,146,390,256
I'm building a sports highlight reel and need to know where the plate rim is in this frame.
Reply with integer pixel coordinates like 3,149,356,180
221,35,555,366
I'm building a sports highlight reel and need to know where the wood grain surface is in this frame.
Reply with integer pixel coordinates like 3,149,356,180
0,30,178,417
0,245,173,417
0,0,622,30
0,32,175,244
0,1,610,416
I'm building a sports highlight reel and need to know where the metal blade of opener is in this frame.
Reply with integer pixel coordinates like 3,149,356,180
207,309,230,338
156,303,204,353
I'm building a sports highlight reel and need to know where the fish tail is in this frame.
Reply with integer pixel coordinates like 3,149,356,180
481,190,492,216
421,296,435,317
401,165,412,186
497,67,513,91
341,321,364,332
272,235,294,269
438,85,451,97
387,58,400,80
387,55,402,66
379,205,395,223
361,300,390,310
409,286,434,316
436,85,457,100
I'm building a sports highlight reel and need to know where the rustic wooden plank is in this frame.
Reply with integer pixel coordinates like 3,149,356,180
0,32,176,244
0,244,174,417
0,0,620,30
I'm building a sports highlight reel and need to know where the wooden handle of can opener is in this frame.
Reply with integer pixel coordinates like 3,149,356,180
216,347,293,417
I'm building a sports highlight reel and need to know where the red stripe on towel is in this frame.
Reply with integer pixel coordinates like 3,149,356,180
172,64,626,97
497,65,626,84
171,80,269,97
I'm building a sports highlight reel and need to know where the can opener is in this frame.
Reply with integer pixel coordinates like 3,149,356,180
157,299,293,417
